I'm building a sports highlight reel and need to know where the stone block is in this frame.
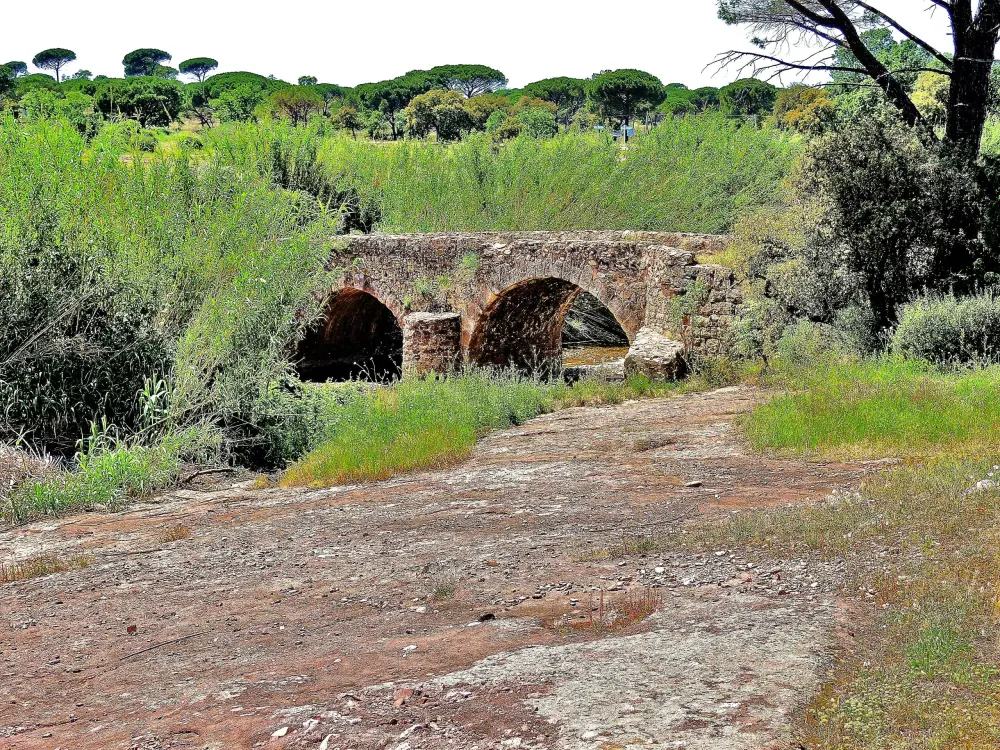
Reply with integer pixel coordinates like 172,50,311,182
402,312,462,377
624,328,687,381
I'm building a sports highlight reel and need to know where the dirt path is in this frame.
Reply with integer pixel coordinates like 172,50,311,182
1,387,867,750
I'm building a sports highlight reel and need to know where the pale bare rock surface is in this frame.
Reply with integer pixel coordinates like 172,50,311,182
429,596,828,750
0,387,867,749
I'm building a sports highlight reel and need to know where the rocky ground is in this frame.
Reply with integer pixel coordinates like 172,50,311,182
0,387,873,750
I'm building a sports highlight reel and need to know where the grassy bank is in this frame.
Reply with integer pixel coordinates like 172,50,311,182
709,357,1000,748
4,425,219,525
745,357,1000,458
3,372,699,524
280,372,686,488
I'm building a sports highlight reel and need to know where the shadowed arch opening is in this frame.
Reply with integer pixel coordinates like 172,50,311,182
562,291,631,364
469,279,629,376
296,288,403,382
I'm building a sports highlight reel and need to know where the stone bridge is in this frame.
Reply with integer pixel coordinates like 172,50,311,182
296,231,741,380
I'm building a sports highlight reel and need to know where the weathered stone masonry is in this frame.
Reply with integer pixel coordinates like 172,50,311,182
305,231,741,377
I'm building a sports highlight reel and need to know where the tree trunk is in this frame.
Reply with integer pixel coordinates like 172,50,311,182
945,4,999,157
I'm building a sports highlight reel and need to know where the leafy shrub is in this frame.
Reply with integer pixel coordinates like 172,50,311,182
516,107,558,139
799,108,1000,333
135,128,158,152
0,116,336,463
175,132,203,150
0,152,171,451
0,265,171,453
92,77,184,127
769,320,856,379
891,293,1000,365
89,120,158,153
730,106,1000,349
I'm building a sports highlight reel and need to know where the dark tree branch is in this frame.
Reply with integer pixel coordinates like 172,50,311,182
782,0,840,27
926,0,952,14
854,1,954,68
718,0,998,150
712,49,867,76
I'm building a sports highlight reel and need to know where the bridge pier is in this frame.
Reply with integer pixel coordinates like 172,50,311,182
402,312,462,377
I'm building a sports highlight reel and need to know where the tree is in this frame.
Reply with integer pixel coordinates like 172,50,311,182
93,77,184,127
333,104,361,138
463,93,511,129
265,86,324,126
0,66,11,98
298,75,318,86
516,107,558,138
522,77,587,126
32,48,76,83
14,74,57,97
186,71,288,124
661,84,721,115
123,49,171,77
716,0,1000,157
404,89,472,140
719,78,778,118
831,28,931,94
3,61,27,78
313,83,348,115
588,69,666,132
179,57,218,82
912,71,951,129
212,83,267,123
355,73,436,139
199,71,287,101
19,87,58,120
801,112,999,332
153,65,178,80
428,64,508,98
66,70,93,81
771,85,836,132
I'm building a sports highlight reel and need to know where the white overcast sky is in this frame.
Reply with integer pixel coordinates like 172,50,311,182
4,1,955,88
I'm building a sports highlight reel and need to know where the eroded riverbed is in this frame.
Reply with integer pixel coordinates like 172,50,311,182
1,387,869,749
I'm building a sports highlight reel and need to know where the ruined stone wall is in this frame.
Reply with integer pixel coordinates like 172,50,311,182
325,231,739,373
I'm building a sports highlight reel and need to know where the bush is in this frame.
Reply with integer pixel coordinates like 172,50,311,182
0,116,337,462
135,129,158,152
799,109,1000,333
0,264,171,453
892,293,1000,365
516,107,558,139
92,77,184,127
770,320,856,378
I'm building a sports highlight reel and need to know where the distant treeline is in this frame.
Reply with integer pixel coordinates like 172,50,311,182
1,47,824,140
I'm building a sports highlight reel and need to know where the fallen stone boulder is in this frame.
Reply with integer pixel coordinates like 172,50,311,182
624,328,686,380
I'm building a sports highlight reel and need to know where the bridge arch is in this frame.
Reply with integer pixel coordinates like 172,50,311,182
295,287,403,382
468,277,630,376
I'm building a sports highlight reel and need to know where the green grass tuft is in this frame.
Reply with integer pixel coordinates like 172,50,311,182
745,357,1000,458
280,372,685,488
